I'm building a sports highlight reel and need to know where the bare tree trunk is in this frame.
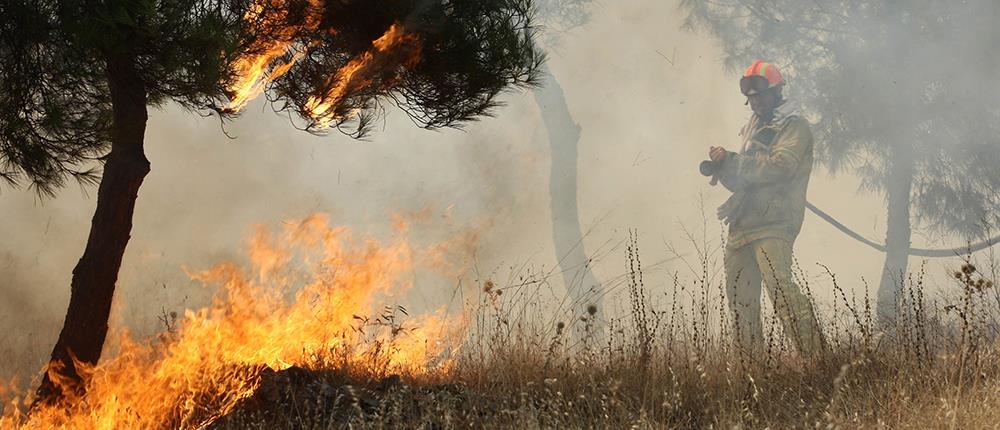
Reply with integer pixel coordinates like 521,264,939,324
34,51,150,406
876,149,914,323
532,65,603,324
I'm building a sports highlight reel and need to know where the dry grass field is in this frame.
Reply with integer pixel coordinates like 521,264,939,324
214,245,1000,429
4,226,1000,429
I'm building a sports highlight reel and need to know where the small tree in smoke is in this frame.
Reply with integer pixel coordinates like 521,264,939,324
680,0,1000,319
0,0,542,406
529,0,604,328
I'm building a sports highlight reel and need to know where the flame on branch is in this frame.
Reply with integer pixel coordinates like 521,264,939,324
224,0,426,132
216,0,542,136
304,23,422,128
226,0,326,111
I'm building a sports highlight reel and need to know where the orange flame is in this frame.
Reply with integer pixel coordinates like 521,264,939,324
226,0,324,111
2,214,464,429
226,0,423,124
304,23,423,128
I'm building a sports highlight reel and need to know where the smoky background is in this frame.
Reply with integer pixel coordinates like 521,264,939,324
0,0,967,382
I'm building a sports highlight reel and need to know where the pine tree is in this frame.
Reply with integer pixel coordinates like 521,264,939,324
1,0,542,405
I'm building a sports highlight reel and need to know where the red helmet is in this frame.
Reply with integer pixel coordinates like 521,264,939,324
740,60,785,96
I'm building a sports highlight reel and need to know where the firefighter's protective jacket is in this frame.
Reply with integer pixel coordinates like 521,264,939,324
715,102,813,249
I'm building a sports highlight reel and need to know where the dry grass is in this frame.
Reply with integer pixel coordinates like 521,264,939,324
4,212,999,429
211,236,1000,429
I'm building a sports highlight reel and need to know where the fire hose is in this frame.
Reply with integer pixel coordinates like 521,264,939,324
699,159,1000,258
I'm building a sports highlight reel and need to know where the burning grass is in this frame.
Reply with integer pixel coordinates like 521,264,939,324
211,250,1000,429
4,218,1000,428
0,214,463,429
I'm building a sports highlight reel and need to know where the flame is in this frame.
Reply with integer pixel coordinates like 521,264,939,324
2,214,464,429
304,23,423,128
226,0,324,111
225,0,424,126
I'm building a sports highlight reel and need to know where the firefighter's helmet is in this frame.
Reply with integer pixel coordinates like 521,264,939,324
740,60,785,96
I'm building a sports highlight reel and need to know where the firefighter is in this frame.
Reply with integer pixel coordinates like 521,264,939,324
707,60,825,355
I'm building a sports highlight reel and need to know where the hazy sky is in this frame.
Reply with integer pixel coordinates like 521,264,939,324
0,0,962,379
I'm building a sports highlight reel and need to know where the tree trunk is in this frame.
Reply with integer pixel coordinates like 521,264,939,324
876,150,914,322
532,66,603,323
34,52,150,406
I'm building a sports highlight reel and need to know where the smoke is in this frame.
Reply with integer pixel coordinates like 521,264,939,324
1,0,972,382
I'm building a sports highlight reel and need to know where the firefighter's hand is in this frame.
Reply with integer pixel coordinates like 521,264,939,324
709,146,729,162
